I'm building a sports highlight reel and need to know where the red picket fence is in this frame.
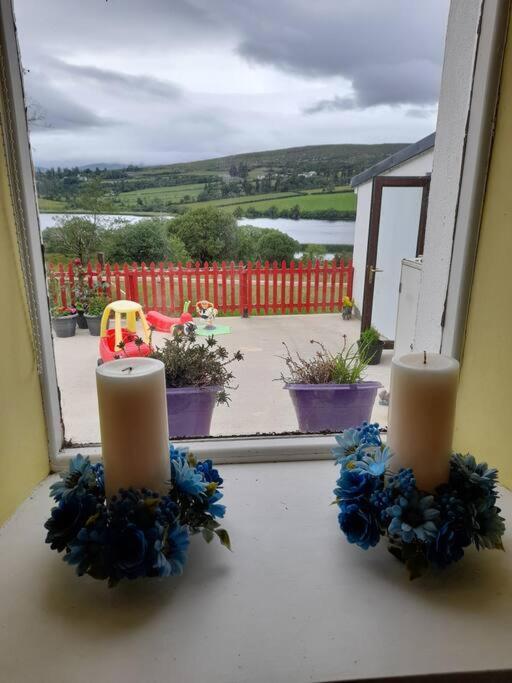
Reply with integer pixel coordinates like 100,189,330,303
47,259,354,316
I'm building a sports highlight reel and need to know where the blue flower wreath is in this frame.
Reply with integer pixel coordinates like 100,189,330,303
333,423,506,579
45,446,229,586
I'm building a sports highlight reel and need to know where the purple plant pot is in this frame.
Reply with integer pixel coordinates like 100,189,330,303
284,381,381,433
165,386,221,438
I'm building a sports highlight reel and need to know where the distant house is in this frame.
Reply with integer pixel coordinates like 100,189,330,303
350,133,435,340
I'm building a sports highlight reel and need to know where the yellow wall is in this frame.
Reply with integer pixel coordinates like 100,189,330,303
454,17,512,485
0,103,49,524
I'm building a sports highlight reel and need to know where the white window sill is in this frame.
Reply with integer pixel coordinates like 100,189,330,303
53,433,339,471
2,461,512,683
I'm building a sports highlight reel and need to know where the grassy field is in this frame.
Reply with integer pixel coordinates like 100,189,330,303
191,189,356,213
38,198,66,211
116,183,205,207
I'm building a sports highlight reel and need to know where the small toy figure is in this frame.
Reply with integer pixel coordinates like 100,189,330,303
379,389,390,406
342,296,354,320
196,300,218,329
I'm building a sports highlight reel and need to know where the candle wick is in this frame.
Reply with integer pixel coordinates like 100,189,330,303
122,366,134,373
423,351,427,365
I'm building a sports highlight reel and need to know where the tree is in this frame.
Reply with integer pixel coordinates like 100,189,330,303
256,229,299,264
301,244,326,263
43,216,101,263
167,234,190,263
104,218,188,264
235,225,264,261
75,176,112,224
169,207,238,262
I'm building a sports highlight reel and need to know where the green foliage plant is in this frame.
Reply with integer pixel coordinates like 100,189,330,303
87,294,109,317
151,330,244,405
279,335,369,385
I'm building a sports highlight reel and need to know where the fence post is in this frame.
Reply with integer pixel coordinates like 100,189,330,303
239,263,248,318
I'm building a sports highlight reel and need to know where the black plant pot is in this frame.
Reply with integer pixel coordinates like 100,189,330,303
52,314,77,338
358,338,385,365
76,310,88,329
85,314,102,336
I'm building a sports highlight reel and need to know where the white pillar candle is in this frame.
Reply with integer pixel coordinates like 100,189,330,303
387,352,459,491
96,358,170,498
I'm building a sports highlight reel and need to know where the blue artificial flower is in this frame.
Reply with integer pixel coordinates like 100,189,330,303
65,525,109,578
153,524,190,577
171,457,207,497
334,468,377,501
109,522,149,580
332,428,361,463
338,499,381,550
350,446,393,477
450,453,499,493
196,459,223,486
386,468,416,498
428,521,472,568
387,493,439,543
50,454,98,502
92,462,105,496
473,499,506,550
169,443,189,465
332,423,382,465
207,488,226,518
45,494,98,552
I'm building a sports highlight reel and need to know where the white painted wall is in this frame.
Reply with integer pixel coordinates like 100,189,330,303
414,0,482,352
372,185,425,339
352,147,434,313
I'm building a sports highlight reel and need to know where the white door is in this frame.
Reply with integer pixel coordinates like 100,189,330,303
363,177,429,341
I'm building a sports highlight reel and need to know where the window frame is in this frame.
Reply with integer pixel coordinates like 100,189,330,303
1,0,508,471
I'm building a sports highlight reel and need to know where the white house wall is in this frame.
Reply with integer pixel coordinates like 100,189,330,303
351,148,434,313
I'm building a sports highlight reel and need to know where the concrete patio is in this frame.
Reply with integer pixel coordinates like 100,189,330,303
52,313,391,445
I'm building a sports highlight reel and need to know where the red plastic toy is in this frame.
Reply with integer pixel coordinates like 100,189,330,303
146,300,193,333
99,328,152,363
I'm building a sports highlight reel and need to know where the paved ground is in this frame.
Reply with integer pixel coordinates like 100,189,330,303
53,313,391,444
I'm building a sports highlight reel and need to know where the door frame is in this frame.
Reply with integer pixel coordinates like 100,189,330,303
361,175,431,345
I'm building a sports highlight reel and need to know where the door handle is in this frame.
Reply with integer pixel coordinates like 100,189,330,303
368,266,383,285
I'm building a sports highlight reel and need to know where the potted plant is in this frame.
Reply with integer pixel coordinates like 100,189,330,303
151,330,244,438
280,336,380,433
71,259,90,329
51,306,78,338
358,326,384,365
85,294,109,336
342,295,354,320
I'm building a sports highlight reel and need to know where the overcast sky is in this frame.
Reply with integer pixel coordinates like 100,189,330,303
14,0,449,168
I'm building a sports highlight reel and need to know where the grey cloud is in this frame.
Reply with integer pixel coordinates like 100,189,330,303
231,0,448,110
304,96,356,115
49,60,182,101
406,106,438,119
26,79,114,131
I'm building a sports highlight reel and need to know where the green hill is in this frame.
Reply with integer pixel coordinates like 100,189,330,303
140,143,407,176
36,143,408,219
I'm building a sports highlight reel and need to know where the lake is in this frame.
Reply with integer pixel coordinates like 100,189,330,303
38,213,355,246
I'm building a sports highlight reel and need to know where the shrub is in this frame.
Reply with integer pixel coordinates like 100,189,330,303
87,294,109,317
256,229,299,264
150,330,244,405
279,336,369,385
103,218,188,264
169,207,238,262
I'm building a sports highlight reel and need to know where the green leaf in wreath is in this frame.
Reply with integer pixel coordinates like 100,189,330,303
215,528,231,551
202,528,214,543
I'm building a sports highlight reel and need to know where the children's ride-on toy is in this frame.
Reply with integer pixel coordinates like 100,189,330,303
146,300,195,333
99,300,152,363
